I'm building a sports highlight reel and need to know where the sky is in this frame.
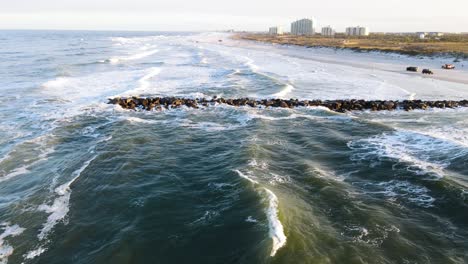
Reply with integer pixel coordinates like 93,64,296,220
0,0,467,32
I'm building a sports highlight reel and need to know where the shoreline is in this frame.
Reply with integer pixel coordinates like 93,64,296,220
235,33,468,59
223,34,468,86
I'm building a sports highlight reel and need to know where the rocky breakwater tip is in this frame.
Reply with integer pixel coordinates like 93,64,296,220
108,97,468,112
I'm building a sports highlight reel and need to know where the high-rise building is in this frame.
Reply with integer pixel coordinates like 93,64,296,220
291,19,315,36
321,26,335,37
269,26,283,35
346,26,370,36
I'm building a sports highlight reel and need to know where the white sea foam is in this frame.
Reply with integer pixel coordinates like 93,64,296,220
24,246,46,260
182,121,240,132
234,170,286,256
0,135,55,183
311,167,345,182
343,224,400,246
123,117,160,124
268,173,291,185
348,130,467,177
191,210,219,226
263,188,287,256
0,223,25,264
110,36,168,46
137,67,161,90
41,77,70,89
234,170,259,184
243,57,260,72
246,112,314,122
0,167,30,183
271,84,294,98
38,154,98,241
365,180,435,208
35,134,112,246
109,49,159,64
245,216,258,223
248,159,268,170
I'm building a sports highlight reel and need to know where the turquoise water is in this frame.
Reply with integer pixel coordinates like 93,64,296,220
0,30,467,264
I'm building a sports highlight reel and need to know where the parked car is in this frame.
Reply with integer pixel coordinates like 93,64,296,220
406,66,419,72
442,64,455,69
422,69,434,75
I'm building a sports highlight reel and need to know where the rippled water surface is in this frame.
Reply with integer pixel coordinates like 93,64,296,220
0,30,467,264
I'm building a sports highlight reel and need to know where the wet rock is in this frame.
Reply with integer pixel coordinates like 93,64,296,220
280,101,289,108
107,97,468,113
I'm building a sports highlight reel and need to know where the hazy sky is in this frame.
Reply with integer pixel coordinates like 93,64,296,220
1,0,467,32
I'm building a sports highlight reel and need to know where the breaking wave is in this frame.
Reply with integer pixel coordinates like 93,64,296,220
347,129,468,177
0,223,25,264
272,84,295,98
108,49,159,64
234,170,286,256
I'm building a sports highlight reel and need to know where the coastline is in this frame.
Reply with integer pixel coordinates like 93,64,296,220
235,33,468,58
224,33,468,86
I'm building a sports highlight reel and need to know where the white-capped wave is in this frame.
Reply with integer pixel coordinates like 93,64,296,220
268,173,291,185
0,223,25,264
234,170,259,184
110,35,168,45
182,121,242,132
0,135,55,183
343,224,400,247
348,130,467,177
366,180,435,208
243,57,260,72
41,77,70,89
0,167,30,184
108,49,159,64
263,188,287,256
234,170,286,256
37,154,98,241
35,135,111,247
24,246,46,260
245,216,258,223
137,67,161,91
123,116,160,124
271,84,294,98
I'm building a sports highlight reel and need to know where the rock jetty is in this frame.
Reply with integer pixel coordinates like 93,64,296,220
108,97,468,112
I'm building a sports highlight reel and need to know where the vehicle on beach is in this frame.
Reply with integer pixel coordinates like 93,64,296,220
422,69,434,74
406,66,419,72
442,64,455,69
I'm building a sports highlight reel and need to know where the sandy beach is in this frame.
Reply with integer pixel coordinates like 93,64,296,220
227,35,468,85
180,33,468,102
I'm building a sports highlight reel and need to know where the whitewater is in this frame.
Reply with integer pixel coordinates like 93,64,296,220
0,30,467,264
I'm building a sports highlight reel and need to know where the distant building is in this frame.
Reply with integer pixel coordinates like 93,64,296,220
321,26,335,37
269,26,283,35
291,19,315,36
416,32,426,39
428,32,444,37
346,26,370,36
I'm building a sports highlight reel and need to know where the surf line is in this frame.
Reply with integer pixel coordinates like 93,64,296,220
234,170,287,257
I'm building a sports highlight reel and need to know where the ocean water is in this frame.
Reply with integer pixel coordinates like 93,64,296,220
0,30,467,264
